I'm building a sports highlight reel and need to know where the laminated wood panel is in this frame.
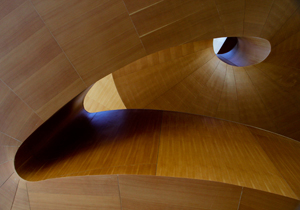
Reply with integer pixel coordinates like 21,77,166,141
233,67,276,132
114,48,215,108
157,111,297,198
122,0,162,14
16,110,162,181
84,74,126,113
0,133,21,147
215,65,240,122
249,127,300,199
118,175,242,210
215,0,245,36
0,147,18,164
0,161,15,187
244,0,274,36
261,0,299,40
27,175,121,210
270,6,300,47
144,57,223,116
239,187,300,210
32,0,146,86
15,108,300,198
0,81,36,139
0,173,19,210
11,180,30,210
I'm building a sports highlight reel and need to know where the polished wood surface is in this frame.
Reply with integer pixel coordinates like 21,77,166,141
25,175,300,210
84,74,125,113
15,107,300,199
118,175,242,210
1,0,300,209
27,175,121,210
94,38,300,140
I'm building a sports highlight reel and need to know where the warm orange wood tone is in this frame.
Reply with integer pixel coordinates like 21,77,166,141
27,175,121,210
118,175,242,210
16,110,162,181
239,188,300,210
1,0,300,209
23,175,300,210
99,37,300,140
15,109,300,199
84,74,125,113
157,112,296,198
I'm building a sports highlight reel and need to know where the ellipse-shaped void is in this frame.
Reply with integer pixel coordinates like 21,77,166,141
213,37,271,67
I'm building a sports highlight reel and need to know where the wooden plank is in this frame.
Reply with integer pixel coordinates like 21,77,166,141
215,0,245,36
0,173,19,210
0,85,35,139
157,112,297,198
114,48,214,108
83,74,126,113
249,127,300,199
27,175,121,210
119,175,242,210
239,187,300,210
130,0,216,36
123,0,162,14
11,180,31,210
0,161,15,187
31,0,112,31
0,132,21,147
233,67,276,132
0,147,18,164
244,0,274,36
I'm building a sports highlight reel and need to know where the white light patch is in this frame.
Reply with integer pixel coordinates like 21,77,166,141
213,37,227,54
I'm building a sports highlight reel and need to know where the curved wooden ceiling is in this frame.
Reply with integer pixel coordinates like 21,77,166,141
1,0,300,209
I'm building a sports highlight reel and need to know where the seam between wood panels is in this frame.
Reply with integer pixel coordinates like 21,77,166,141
269,5,300,48
129,0,164,15
249,130,299,199
26,182,32,210
58,11,129,48
231,66,240,121
39,0,115,35
29,0,87,88
214,63,228,118
0,131,22,143
85,43,147,82
117,175,123,210
10,176,20,210
138,8,210,39
253,64,300,110
237,187,243,210
260,0,275,37
155,111,163,175
60,163,156,177
142,51,216,109
0,172,14,188
243,66,279,132
0,79,41,124
213,0,227,36
121,0,147,54
243,0,246,36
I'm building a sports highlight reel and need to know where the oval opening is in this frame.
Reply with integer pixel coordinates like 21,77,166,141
213,37,271,67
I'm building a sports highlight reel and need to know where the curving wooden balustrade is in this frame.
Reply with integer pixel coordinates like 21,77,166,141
1,0,300,209
13,89,300,209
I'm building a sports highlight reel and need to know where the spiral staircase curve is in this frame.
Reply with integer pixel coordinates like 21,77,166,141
1,0,300,209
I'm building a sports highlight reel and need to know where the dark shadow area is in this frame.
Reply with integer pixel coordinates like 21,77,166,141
15,84,163,180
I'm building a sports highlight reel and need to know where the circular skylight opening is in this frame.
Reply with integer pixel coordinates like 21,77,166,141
213,37,271,67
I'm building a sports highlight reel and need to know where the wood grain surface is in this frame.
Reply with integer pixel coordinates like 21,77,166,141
15,109,300,200
1,0,300,209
